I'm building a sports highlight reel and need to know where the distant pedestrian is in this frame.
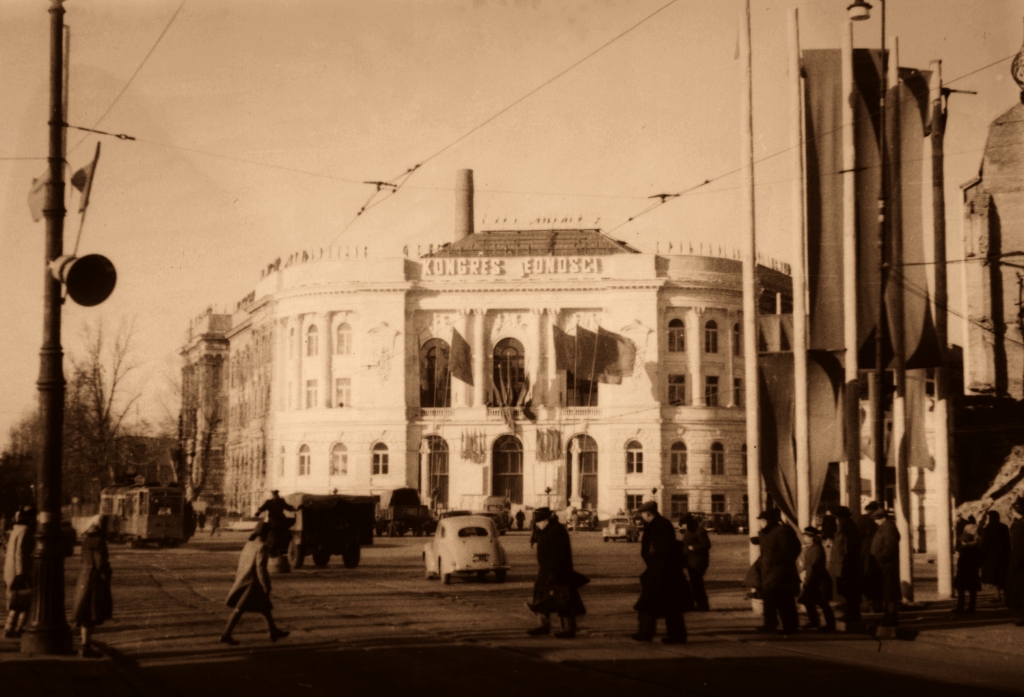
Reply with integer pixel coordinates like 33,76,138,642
754,508,800,635
858,501,883,613
72,515,113,658
515,510,526,531
221,522,289,645
799,526,836,633
953,516,983,613
870,508,901,627
1006,498,1024,627
4,507,36,639
981,510,1010,603
632,501,692,644
197,511,207,532
210,513,221,537
526,508,588,638
680,514,711,612
829,506,862,623
256,490,296,555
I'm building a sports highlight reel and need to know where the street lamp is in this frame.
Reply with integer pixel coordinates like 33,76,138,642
848,0,889,506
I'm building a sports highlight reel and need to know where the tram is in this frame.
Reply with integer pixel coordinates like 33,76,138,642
99,482,188,548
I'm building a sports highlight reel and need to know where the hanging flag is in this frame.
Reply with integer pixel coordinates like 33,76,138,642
71,141,101,214
27,171,50,223
759,353,798,525
595,327,636,385
552,325,576,372
450,328,473,385
575,326,599,381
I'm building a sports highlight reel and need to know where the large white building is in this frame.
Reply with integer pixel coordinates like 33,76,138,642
182,171,791,520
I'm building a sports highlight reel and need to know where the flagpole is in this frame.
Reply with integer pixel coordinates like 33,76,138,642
739,0,762,561
929,60,953,598
789,8,812,531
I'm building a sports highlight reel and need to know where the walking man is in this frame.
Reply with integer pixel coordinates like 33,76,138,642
829,506,862,623
680,514,711,612
632,501,692,644
221,522,289,645
870,507,901,628
859,501,883,613
755,508,801,635
526,508,588,638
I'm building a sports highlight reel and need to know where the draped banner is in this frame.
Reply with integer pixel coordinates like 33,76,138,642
450,328,473,385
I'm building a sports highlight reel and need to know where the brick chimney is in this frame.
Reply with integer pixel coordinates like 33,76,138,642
454,169,474,242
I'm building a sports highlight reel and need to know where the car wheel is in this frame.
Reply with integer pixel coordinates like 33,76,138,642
341,546,360,569
494,569,507,583
441,558,451,584
312,549,331,568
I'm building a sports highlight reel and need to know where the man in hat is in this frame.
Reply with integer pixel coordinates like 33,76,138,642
858,501,883,612
221,521,289,645
870,507,901,627
632,500,692,643
256,490,296,556
1006,497,1024,626
829,506,862,623
755,508,801,635
799,526,836,632
526,508,588,638
680,514,711,611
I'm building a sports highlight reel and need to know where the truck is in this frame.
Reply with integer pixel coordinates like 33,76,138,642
284,493,375,569
374,488,434,536
459,495,512,534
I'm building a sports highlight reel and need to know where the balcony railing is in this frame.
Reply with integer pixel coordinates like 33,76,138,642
559,407,601,419
418,408,454,420
486,407,527,421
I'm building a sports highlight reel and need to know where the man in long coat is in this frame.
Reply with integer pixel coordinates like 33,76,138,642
633,501,692,644
755,508,801,635
829,506,862,623
680,515,711,612
981,509,1011,602
526,508,588,638
1007,497,1024,626
221,522,289,644
858,501,883,612
870,508,901,627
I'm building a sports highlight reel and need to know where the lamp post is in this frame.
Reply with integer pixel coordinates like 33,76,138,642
848,0,888,506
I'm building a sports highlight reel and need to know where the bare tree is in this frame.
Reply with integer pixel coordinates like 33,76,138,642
169,355,224,503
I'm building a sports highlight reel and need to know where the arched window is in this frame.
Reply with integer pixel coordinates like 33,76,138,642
425,436,449,508
330,443,348,476
492,435,523,504
733,323,741,356
306,325,319,357
491,338,527,407
670,441,688,475
279,446,286,477
710,442,725,475
372,443,389,475
741,443,748,476
298,444,311,476
420,338,451,408
626,440,643,474
336,322,352,355
705,320,718,353
668,318,685,353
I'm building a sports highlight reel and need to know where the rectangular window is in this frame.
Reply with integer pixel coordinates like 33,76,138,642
733,378,742,407
711,494,726,514
670,494,689,519
373,452,389,475
305,380,318,409
335,377,351,407
626,449,643,474
925,367,936,397
668,374,686,406
626,494,644,513
705,376,719,407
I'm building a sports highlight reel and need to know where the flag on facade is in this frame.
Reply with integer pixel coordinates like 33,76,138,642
71,141,101,214
27,172,50,223
594,326,636,384
450,328,473,385
552,325,576,372
575,326,598,381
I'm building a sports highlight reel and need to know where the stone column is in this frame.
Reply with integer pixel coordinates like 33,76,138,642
530,308,544,406
569,437,582,509
546,308,560,408
725,312,736,407
322,311,334,408
688,307,705,406
472,308,486,407
419,439,431,503
277,318,289,411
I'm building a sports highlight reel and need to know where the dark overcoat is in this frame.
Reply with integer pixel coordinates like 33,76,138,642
799,539,833,604
680,526,711,571
226,538,273,613
633,514,693,617
72,533,113,627
1007,518,1024,610
981,520,1011,588
954,533,983,592
870,518,901,603
530,519,587,616
759,521,801,592
828,517,861,599
858,516,883,601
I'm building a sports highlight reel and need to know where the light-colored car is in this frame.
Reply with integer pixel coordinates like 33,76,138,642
602,516,639,543
423,515,509,584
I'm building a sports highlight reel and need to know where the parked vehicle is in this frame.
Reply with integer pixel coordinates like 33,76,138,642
568,509,599,532
602,515,639,543
461,495,512,533
284,493,375,569
375,488,433,536
100,483,188,548
687,511,738,534
423,515,509,584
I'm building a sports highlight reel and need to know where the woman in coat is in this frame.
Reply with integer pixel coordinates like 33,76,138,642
72,515,113,657
981,510,1011,602
3,507,35,638
799,527,836,632
633,501,693,644
953,516,983,613
526,508,588,638
221,521,288,645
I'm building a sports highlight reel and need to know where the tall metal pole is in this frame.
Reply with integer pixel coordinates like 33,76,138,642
872,0,889,506
22,0,73,655
739,0,762,563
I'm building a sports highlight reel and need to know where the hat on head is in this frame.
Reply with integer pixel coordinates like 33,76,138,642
637,500,658,514
271,489,280,495
533,507,552,522
871,507,889,520
864,500,881,513
835,506,852,519
803,526,821,536
757,508,781,521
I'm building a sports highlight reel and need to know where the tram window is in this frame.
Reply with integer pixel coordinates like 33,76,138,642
150,491,182,515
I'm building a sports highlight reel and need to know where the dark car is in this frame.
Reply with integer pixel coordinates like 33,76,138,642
284,493,375,569
568,509,599,532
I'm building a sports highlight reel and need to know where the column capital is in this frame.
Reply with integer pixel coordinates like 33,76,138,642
530,307,545,316
457,308,472,317
546,308,560,318
690,306,706,318
472,308,488,316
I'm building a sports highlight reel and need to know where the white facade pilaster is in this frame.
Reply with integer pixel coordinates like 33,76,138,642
688,307,705,406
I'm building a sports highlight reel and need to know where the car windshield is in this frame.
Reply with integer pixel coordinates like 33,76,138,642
457,527,490,538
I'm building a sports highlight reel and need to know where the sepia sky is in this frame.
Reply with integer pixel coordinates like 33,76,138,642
0,0,1020,445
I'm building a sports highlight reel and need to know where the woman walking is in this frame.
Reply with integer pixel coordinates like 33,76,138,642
72,515,113,657
221,521,288,645
3,507,35,638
